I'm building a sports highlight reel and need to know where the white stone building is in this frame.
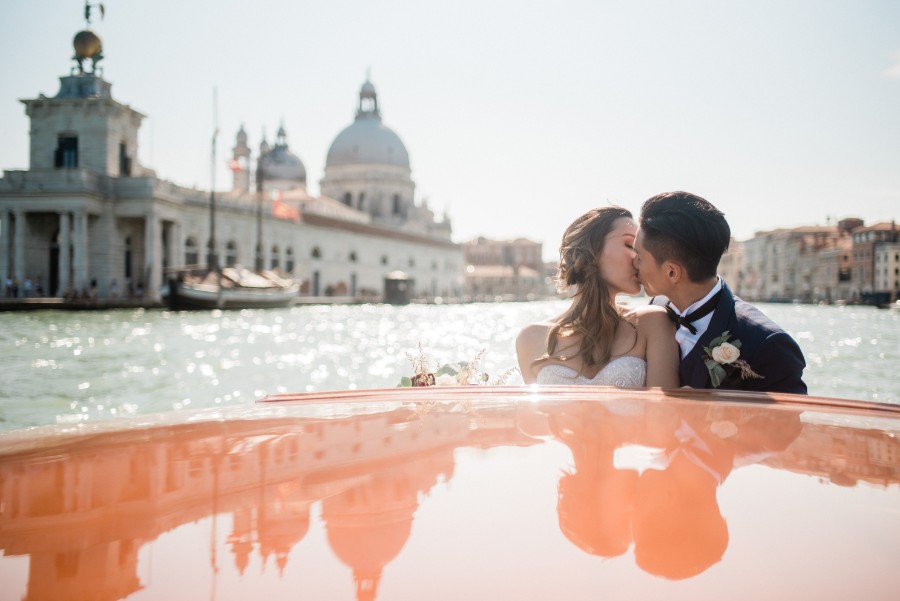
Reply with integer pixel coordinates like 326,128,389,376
0,27,464,303
874,243,900,302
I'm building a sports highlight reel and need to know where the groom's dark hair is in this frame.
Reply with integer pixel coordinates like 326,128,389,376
639,191,730,282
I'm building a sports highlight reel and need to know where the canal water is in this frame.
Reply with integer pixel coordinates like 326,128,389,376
1,300,897,432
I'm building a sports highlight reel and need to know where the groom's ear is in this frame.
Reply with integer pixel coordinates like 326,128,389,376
664,261,685,285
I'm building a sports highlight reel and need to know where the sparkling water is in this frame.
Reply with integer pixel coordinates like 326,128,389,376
1,300,897,432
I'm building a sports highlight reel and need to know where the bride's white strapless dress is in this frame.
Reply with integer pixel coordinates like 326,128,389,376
535,356,647,387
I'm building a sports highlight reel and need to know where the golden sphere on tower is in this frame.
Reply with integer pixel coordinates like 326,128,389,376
73,29,102,59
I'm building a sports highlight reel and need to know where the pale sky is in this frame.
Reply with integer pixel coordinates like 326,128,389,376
2,0,899,260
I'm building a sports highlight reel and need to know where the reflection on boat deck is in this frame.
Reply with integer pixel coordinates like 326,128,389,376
1,391,899,600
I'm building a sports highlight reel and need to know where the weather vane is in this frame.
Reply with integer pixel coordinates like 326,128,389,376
84,1,105,26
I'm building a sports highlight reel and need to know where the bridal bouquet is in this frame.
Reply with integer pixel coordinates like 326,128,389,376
398,343,518,387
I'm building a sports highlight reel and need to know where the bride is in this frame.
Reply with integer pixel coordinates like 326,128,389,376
516,206,679,387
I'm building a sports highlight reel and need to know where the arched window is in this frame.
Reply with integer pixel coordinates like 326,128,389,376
270,244,280,270
185,237,199,266
349,251,358,262
342,192,352,206
381,255,388,265
357,192,365,210
285,247,294,273
225,241,238,267
311,246,321,259
392,194,401,215
408,257,415,268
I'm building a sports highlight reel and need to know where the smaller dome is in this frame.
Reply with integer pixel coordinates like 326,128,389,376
236,125,248,145
259,147,306,182
259,125,306,183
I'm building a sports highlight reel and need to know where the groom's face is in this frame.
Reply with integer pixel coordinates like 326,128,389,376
633,229,669,297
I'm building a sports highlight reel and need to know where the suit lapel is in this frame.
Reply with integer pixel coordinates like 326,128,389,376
681,283,737,388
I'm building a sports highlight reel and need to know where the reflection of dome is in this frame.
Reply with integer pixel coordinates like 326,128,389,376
328,512,413,573
325,80,410,169
73,30,102,59
259,125,306,183
326,509,413,601
258,489,312,575
323,476,417,601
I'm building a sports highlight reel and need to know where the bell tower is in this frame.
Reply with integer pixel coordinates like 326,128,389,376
231,125,251,193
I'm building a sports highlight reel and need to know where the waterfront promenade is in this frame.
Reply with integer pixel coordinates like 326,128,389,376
0,295,365,311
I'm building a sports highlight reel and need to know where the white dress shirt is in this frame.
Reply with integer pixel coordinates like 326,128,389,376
672,278,723,358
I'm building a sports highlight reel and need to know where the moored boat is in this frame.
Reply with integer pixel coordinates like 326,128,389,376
167,266,299,310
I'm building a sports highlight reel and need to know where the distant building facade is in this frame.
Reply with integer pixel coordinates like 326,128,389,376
0,24,464,302
462,237,554,300
727,217,898,304
874,243,900,300
851,222,899,303
718,238,743,293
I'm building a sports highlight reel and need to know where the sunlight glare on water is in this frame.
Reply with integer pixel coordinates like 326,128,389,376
0,301,897,432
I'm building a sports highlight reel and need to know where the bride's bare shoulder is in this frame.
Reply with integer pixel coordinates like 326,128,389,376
517,313,568,352
516,320,553,346
623,304,670,329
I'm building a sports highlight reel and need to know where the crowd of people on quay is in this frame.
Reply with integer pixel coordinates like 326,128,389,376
4,276,43,298
3,276,144,302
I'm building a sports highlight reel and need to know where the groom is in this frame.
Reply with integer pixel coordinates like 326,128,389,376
633,191,807,394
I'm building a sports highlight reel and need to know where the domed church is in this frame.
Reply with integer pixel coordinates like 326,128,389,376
233,79,449,238
321,81,416,226
0,9,463,303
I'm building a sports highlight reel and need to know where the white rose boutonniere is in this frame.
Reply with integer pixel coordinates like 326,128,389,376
711,341,740,364
702,331,764,388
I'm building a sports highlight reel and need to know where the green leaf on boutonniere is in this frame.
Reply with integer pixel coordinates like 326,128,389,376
708,330,731,349
704,359,727,388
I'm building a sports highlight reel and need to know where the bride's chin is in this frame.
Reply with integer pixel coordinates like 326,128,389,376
617,285,642,297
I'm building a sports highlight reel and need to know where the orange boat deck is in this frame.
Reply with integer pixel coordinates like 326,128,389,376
1,387,899,600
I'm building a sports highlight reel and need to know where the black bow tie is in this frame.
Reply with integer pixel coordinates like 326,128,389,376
665,289,722,335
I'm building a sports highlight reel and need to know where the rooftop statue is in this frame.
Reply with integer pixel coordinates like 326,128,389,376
72,1,105,74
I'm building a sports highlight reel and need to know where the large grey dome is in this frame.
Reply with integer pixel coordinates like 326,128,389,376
325,80,410,169
259,125,306,183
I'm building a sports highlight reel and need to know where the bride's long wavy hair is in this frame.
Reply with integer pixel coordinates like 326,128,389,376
535,206,635,374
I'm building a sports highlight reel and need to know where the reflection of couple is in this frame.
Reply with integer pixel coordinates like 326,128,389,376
550,402,802,580
517,191,807,393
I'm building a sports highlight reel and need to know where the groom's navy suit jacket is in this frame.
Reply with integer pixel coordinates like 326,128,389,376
655,282,807,394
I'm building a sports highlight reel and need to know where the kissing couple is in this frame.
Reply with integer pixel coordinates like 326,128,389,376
517,191,807,394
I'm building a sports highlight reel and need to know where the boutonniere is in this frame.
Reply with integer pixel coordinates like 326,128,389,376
702,331,764,388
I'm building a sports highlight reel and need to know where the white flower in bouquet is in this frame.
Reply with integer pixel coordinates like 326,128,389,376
399,343,518,387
